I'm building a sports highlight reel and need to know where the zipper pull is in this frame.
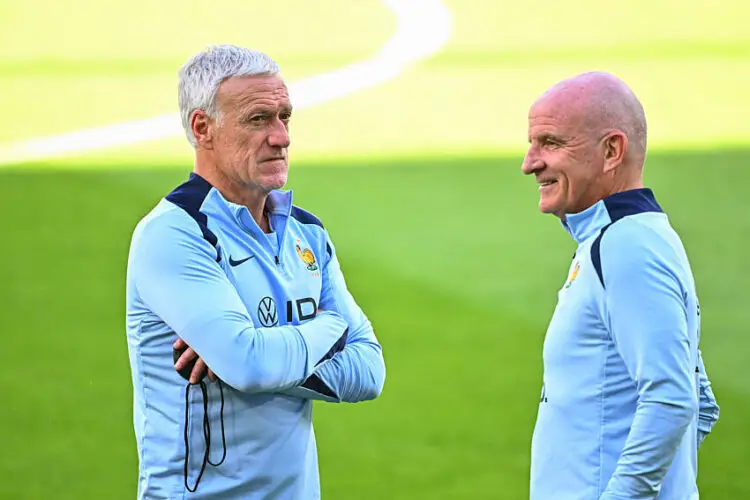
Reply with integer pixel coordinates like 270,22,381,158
275,256,280,265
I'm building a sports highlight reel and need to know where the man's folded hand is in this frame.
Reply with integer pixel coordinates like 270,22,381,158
173,337,218,384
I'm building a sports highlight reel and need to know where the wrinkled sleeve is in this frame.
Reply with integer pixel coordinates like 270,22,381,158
130,213,349,393
285,233,385,403
599,226,698,500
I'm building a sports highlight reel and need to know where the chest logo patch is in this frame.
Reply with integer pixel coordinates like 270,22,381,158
296,244,318,271
564,261,580,289
258,296,279,327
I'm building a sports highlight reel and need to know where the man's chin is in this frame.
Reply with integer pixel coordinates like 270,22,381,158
258,176,288,193
539,199,563,217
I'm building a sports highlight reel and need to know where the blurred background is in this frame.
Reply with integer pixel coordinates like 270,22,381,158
1,0,748,498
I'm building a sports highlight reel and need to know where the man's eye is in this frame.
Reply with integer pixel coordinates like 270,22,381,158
280,112,292,121
250,115,265,122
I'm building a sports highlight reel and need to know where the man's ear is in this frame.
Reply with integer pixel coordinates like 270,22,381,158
191,109,215,149
602,131,627,174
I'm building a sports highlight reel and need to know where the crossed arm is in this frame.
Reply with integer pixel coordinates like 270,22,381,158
282,238,385,403
135,218,385,402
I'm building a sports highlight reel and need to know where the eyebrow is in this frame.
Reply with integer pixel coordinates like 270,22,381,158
532,133,567,143
242,103,293,115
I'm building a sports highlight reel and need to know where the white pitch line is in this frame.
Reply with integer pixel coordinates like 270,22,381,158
0,0,452,167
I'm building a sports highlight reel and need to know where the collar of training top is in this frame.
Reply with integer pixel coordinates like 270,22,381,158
561,188,663,243
183,172,295,217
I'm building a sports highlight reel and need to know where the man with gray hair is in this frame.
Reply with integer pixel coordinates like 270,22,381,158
523,71,720,499
125,44,385,499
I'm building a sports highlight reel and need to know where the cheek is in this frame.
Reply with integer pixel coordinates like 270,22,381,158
230,129,251,150
541,153,570,190
556,153,584,189
215,129,237,155
559,160,599,205
243,133,269,159
225,132,256,163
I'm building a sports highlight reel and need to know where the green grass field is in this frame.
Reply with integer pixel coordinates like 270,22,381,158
1,1,749,498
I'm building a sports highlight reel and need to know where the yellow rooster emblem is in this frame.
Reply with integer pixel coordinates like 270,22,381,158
296,244,318,271
564,261,580,289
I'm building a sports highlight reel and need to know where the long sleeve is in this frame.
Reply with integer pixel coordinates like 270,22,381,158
697,348,720,446
285,234,385,403
599,225,698,500
130,213,349,393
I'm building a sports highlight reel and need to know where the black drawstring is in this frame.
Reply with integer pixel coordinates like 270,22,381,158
183,379,226,492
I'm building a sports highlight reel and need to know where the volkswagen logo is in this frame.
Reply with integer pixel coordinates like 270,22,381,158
257,296,278,327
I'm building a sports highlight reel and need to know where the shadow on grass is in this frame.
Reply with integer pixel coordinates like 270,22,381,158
0,147,747,499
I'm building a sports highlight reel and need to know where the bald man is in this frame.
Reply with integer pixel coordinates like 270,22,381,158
522,72,720,500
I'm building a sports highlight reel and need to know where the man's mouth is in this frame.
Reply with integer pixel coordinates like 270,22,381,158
538,179,557,189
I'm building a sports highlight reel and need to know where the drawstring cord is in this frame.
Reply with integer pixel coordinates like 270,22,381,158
182,379,227,492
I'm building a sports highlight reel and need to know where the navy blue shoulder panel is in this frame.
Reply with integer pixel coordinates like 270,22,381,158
591,188,663,288
591,223,613,287
290,206,332,257
602,188,662,223
290,206,324,228
165,172,221,262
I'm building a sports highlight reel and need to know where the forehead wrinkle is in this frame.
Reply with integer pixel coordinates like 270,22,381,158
216,76,289,113
530,96,590,141
237,98,290,117
237,86,289,105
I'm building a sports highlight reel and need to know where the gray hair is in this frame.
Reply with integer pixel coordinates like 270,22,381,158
178,44,280,147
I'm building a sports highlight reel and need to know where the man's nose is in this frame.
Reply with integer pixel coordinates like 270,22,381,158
268,119,290,148
522,151,544,175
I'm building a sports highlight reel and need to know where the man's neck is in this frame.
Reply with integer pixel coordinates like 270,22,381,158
595,163,645,204
194,163,271,233
557,169,644,220
609,170,644,197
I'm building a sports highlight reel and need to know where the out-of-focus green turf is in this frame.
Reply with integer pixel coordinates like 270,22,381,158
0,150,747,499
0,0,393,143
2,0,750,162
